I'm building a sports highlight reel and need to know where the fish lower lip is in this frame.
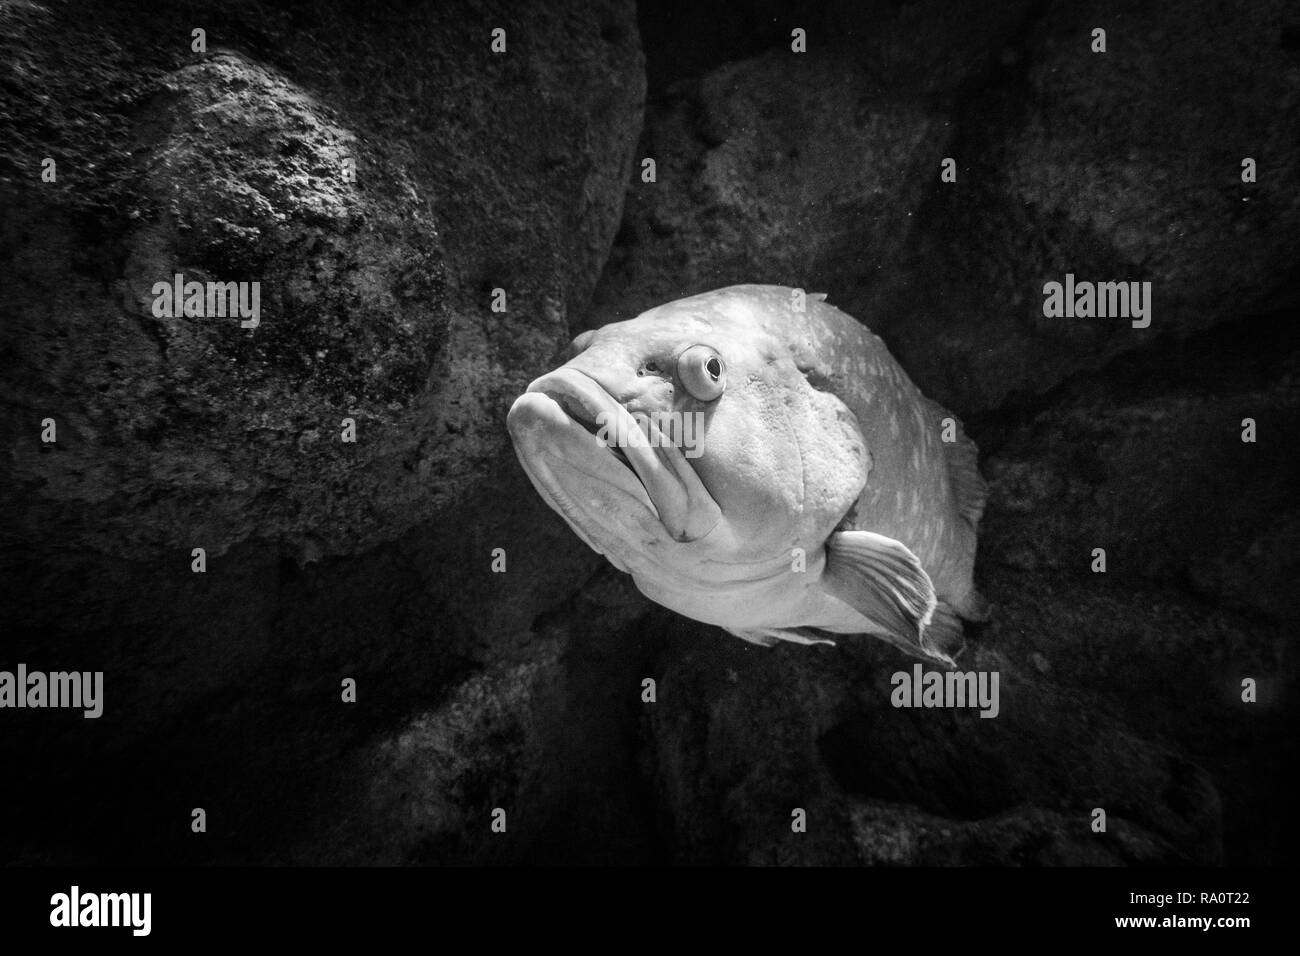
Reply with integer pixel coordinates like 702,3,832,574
513,368,721,541
591,438,647,495
522,388,644,488
608,443,636,474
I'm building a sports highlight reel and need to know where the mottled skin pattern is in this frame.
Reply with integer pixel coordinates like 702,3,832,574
508,284,985,656
793,289,982,617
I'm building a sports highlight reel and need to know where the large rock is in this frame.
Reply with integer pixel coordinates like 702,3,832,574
642,613,1226,865
877,0,1300,412
589,0,1300,412
0,0,644,863
980,314,1300,619
278,568,664,865
587,42,957,328
2,0,644,564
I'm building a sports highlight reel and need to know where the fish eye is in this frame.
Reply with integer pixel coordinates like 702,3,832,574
677,345,726,401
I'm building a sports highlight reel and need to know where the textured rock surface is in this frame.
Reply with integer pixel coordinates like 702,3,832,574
0,0,644,863
980,315,1300,619
641,598,1234,866
591,0,1300,413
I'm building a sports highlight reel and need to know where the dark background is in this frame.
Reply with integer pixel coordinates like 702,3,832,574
1,0,1296,865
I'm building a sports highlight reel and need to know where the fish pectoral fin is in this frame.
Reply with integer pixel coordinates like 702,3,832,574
920,601,966,666
725,626,837,648
821,531,942,661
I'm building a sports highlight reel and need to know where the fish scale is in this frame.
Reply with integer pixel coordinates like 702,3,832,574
806,304,971,603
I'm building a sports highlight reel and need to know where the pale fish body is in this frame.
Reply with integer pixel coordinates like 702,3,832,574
506,285,988,664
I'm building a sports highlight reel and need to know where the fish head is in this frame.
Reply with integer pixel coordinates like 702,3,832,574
507,285,870,603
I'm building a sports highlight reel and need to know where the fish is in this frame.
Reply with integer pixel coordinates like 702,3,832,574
506,284,989,665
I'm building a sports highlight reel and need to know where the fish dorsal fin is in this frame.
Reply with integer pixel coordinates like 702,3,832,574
821,531,943,661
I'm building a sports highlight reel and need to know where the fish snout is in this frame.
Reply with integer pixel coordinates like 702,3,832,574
510,368,721,542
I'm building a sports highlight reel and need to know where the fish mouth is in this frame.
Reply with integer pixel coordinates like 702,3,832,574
507,368,721,543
